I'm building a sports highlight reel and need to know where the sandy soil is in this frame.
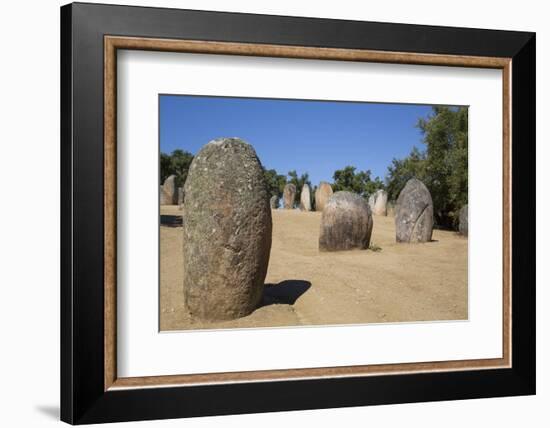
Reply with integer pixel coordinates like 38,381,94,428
160,206,467,331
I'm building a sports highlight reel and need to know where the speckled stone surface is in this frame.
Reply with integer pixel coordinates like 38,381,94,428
319,191,373,252
395,178,434,243
177,187,184,207
182,138,272,320
283,183,296,209
458,204,468,237
314,181,333,212
373,189,388,216
300,183,311,211
161,174,177,205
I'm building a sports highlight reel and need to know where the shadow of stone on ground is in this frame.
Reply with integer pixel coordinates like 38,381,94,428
261,280,311,307
160,214,183,227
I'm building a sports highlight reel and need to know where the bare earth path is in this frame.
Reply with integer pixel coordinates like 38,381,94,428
160,207,467,331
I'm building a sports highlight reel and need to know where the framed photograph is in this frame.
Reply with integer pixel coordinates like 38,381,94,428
61,2,535,424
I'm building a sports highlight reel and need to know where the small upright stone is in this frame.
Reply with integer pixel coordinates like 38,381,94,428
270,195,279,209
177,187,185,207
395,178,434,243
372,189,388,216
183,138,272,321
458,205,468,237
161,174,177,205
387,201,396,217
300,184,311,211
315,182,333,212
319,191,373,252
283,183,296,209
368,193,376,212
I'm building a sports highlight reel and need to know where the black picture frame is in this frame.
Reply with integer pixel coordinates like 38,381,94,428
61,2,535,424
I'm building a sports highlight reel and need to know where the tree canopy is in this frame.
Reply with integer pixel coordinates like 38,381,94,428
385,106,468,228
162,106,468,231
160,149,194,188
332,166,384,198
263,168,287,200
385,147,425,201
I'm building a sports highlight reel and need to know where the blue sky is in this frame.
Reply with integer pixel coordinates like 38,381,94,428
159,95,434,185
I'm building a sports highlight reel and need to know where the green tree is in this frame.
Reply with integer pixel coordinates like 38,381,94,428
419,106,468,227
332,166,384,198
170,149,194,187
263,168,287,200
385,146,426,201
160,153,172,183
160,149,194,187
385,106,468,228
364,176,385,197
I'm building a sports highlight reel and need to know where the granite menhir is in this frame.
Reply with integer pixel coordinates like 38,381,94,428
182,138,272,320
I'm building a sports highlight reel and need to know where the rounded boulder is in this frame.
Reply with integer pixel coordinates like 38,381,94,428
319,191,373,252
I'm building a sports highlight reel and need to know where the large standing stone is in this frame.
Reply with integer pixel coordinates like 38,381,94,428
300,184,311,211
160,174,177,205
283,183,296,209
183,138,272,321
319,191,373,252
372,189,388,216
458,205,468,237
270,195,279,209
315,182,333,212
395,178,434,243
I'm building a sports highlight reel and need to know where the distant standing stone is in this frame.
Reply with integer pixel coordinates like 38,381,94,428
315,182,333,212
395,178,434,243
183,137,272,321
177,187,185,207
387,201,395,217
319,191,373,252
300,184,312,211
161,174,177,205
270,195,279,209
372,189,388,216
458,205,468,237
283,183,296,209
368,193,376,212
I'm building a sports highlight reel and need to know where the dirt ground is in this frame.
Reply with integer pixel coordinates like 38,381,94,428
160,206,467,331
